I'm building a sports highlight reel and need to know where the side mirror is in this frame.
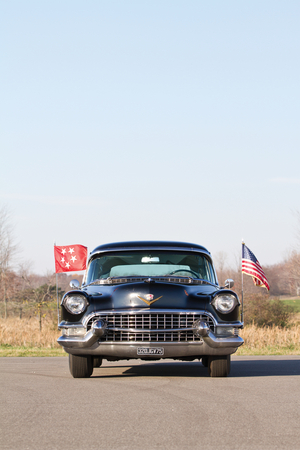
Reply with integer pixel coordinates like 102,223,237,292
70,279,80,289
224,279,234,289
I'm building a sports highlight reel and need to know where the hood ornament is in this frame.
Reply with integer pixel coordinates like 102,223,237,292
137,294,163,306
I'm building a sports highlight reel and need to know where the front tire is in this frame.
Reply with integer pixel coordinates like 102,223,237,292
69,354,93,378
93,357,103,368
208,355,231,377
202,356,208,367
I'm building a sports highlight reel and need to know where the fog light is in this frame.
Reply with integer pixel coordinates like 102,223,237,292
62,328,86,337
216,327,234,336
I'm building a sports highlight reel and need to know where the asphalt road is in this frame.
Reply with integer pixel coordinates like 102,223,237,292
1,356,299,450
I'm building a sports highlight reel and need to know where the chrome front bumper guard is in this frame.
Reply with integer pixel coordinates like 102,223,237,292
57,319,244,352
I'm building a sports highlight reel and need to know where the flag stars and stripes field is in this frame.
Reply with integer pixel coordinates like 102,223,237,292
242,243,270,291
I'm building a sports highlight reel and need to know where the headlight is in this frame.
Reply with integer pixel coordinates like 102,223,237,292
211,294,238,314
63,295,88,315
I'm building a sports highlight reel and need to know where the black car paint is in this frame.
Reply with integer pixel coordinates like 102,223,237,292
89,240,210,255
61,281,240,323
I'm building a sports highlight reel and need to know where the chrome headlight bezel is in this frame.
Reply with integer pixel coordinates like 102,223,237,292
63,294,88,315
211,294,238,314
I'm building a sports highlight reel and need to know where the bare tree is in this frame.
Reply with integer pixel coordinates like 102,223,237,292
0,206,18,318
285,210,300,295
294,210,300,247
214,251,228,285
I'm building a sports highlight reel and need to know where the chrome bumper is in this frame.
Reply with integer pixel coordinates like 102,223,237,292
57,319,244,357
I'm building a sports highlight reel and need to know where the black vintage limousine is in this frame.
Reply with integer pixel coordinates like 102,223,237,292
58,241,244,377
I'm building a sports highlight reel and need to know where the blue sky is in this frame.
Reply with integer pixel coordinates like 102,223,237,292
1,0,300,274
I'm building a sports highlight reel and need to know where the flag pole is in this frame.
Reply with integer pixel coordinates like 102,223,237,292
56,272,60,327
54,241,60,328
241,240,244,326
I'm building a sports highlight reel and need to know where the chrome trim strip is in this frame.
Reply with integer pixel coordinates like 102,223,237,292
107,327,195,333
82,309,218,328
85,276,217,286
59,321,85,330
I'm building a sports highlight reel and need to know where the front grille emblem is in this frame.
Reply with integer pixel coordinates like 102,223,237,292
137,294,163,306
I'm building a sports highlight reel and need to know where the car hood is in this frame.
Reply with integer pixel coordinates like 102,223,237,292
82,281,218,311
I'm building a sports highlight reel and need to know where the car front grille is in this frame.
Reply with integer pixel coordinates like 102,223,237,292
86,312,214,342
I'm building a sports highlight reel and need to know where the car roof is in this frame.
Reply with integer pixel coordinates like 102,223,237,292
90,241,210,257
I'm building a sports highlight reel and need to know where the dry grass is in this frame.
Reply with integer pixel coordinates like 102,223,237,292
238,323,300,355
0,317,61,348
0,317,299,356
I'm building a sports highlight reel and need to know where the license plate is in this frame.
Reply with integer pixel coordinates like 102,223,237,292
137,347,164,356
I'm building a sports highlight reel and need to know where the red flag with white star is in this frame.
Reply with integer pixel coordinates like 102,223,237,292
54,245,88,273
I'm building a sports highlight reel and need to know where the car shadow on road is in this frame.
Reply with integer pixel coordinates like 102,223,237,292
93,358,300,378
95,361,209,378
230,358,300,377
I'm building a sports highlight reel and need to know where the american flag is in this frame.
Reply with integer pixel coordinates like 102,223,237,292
242,244,270,291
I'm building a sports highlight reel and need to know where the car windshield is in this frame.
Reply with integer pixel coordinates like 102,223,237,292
84,251,216,284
